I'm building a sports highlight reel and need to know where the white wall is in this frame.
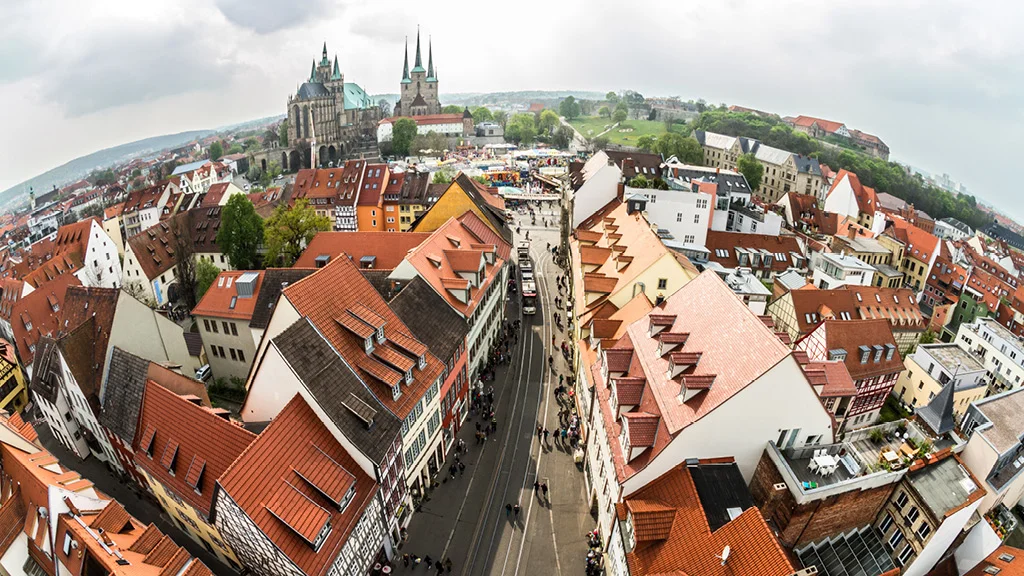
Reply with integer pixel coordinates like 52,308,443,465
904,498,981,576
572,161,622,228
823,173,860,220
959,432,1000,515
242,342,302,423
955,520,1001,575
622,355,833,493
643,186,713,246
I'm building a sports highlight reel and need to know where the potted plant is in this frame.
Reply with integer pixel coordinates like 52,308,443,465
870,429,885,444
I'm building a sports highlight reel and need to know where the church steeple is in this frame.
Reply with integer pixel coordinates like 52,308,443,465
310,59,317,82
401,36,411,83
331,55,341,80
412,26,425,72
426,36,435,81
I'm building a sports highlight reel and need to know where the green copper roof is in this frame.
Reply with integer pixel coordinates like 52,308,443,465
310,60,317,82
331,56,341,80
427,37,434,78
402,36,410,81
414,28,423,69
343,82,374,110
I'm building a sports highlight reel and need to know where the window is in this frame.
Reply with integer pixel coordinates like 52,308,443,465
676,213,683,222
917,522,931,540
211,321,218,334
897,544,914,566
238,350,245,363
887,528,904,550
906,506,920,523
657,278,668,290
222,321,230,334
218,346,225,358
230,323,238,336
693,214,700,224
63,533,72,556
895,491,908,509
998,553,1016,562
879,512,894,534
230,348,237,361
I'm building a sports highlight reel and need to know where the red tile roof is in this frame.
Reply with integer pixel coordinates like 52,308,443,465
404,212,510,318
829,169,879,216
53,217,100,256
804,360,858,397
201,182,231,207
133,380,255,516
886,216,939,263
965,546,1024,576
12,272,80,364
218,395,378,576
292,161,368,206
705,231,804,273
623,463,795,576
787,286,925,336
356,164,388,207
792,115,846,134
282,253,443,419
191,270,265,321
20,252,83,289
293,232,430,269
800,319,903,381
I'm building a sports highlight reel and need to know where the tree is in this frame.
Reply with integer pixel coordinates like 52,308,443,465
553,126,574,149
433,170,455,184
636,135,657,152
217,195,264,269
539,109,560,134
655,133,703,165
391,118,418,157
606,91,619,105
378,99,392,118
736,153,764,191
209,141,224,161
173,215,198,310
196,258,221,301
131,168,142,178
263,199,331,266
228,143,243,155
505,114,538,145
442,104,464,114
612,108,628,123
411,131,448,156
77,203,106,220
278,121,289,146
629,174,650,189
614,102,628,117
598,106,611,118
493,110,509,129
919,329,937,344
558,96,581,120
592,135,610,150
472,106,494,123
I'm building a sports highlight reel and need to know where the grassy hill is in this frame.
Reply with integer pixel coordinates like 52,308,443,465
569,116,686,147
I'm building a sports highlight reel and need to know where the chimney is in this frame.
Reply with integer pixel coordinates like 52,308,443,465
617,182,625,202
716,167,720,174
847,226,857,240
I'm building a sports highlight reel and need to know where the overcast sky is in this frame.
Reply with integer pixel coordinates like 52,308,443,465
2,0,1022,217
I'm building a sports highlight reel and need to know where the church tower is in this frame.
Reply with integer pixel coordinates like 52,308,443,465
396,27,441,117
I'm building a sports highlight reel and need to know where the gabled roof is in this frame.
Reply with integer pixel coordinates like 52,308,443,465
281,255,444,419
133,380,255,517
786,286,924,336
249,268,316,330
293,232,430,269
828,169,878,215
11,271,80,365
99,347,152,444
800,319,904,381
403,212,510,318
623,462,794,576
125,211,193,280
53,217,99,256
791,115,846,134
356,163,388,207
291,161,368,206
603,150,663,179
219,394,378,576
885,216,940,263
704,231,804,273
20,252,83,289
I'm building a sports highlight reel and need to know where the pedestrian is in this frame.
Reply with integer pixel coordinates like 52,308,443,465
561,428,568,440
445,557,453,573
542,483,549,501
543,428,549,442
513,503,521,519
459,461,466,476
505,503,513,517
414,555,422,566
536,425,543,441
534,480,540,492
559,374,564,386
491,417,497,433
425,555,433,567
403,553,410,567
435,560,444,572
475,421,481,432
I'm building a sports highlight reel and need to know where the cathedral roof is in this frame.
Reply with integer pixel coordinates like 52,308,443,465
343,82,374,110
297,82,330,100
411,93,428,108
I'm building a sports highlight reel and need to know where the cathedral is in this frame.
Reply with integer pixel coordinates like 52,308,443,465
280,43,382,171
394,30,442,117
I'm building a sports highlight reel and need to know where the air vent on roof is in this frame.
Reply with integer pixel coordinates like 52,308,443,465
236,272,259,298
315,254,330,268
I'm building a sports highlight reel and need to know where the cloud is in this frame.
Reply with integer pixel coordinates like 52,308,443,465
215,0,337,34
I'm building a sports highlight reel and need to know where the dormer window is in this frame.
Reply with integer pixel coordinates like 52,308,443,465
364,337,373,353
392,383,402,401
405,369,413,384
376,327,385,343
418,355,426,370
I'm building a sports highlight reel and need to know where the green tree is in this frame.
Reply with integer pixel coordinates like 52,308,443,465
629,174,650,188
228,143,243,155
391,118,418,157
131,168,142,178
606,91,619,105
612,108,628,123
919,330,937,344
411,131,448,155
558,96,581,120
736,153,764,191
553,125,574,149
615,102,628,117
243,137,259,150
656,133,703,164
493,110,509,129
472,106,494,123
598,106,611,118
433,170,454,184
636,135,657,152
539,110,560,134
195,258,221,301
216,194,264,269
263,199,331,267
278,121,289,146
442,104,463,114
593,135,610,150
209,141,224,161
505,114,538,145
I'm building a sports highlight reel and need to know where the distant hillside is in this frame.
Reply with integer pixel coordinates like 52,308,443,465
371,90,606,109
0,129,214,208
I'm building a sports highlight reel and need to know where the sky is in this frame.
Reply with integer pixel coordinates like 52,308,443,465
2,0,1023,218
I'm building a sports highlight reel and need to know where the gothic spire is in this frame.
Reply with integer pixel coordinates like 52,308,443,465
322,42,327,58
332,55,341,80
427,36,435,79
402,36,410,80
414,26,423,69
310,59,317,82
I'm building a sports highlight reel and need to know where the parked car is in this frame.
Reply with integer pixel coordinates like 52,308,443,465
195,364,212,382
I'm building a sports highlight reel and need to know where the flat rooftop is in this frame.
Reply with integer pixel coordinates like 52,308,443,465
689,461,754,531
975,388,1024,453
821,252,875,270
907,456,978,518
922,343,985,374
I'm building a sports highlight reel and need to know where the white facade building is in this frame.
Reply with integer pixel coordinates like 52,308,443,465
955,317,1024,396
811,252,876,289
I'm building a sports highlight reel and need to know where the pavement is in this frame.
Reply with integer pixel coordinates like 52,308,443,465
396,207,592,576
34,425,238,575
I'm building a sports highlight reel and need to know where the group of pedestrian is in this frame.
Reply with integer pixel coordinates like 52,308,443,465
401,554,454,574
504,502,522,523
532,479,550,504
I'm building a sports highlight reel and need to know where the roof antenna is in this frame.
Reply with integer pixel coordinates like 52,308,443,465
716,545,730,566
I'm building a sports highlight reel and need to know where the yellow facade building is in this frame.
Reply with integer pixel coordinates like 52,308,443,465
0,339,28,413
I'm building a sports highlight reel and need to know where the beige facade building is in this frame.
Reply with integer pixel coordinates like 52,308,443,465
892,344,987,420
191,270,265,382
692,130,823,203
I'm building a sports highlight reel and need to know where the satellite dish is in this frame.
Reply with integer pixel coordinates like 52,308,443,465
717,545,731,566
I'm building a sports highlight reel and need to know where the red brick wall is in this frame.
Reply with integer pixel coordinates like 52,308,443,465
750,450,896,548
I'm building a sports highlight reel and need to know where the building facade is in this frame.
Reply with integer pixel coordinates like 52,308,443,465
394,30,441,117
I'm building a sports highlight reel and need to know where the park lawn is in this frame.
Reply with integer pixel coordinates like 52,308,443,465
569,116,673,147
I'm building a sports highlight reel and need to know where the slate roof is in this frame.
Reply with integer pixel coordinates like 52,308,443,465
603,150,664,179
389,276,468,365
293,232,429,269
182,332,204,357
11,271,80,365
270,318,402,463
249,268,316,330
918,377,957,435
793,154,822,176
296,82,330,100
99,347,152,444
